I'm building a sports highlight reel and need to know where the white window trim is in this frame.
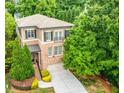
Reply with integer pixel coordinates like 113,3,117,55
54,31,63,41
54,46,63,56
44,31,53,42
26,28,36,39
42,30,64,44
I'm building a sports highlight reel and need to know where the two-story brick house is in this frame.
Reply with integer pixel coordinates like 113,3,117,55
16,14,73,69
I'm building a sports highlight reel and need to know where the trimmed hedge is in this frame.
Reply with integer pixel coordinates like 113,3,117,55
41,70,49,77
42,75,51,82
41,70,51,82
31,78,38,89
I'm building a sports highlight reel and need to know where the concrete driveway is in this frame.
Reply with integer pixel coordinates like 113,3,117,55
47,63,88,93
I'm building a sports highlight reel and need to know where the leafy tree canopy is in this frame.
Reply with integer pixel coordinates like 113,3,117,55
5,12,15,41
63,0,119,86
5,1,15,16
35,0,57,17
15,0,36,17
5,12,16,71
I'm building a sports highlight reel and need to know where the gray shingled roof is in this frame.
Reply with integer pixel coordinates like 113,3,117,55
28,44,40,52
16,14,74,29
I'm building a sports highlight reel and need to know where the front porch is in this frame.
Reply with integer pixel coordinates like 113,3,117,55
28,44,41,67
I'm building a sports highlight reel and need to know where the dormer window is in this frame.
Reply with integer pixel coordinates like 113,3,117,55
25,29,36,39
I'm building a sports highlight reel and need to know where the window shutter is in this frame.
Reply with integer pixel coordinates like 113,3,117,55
35,30,36,38
25,30,27,39
51,32,53,41
44,32,46,42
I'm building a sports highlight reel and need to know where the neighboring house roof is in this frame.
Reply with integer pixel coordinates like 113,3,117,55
28,44,40,52
16,14,74,29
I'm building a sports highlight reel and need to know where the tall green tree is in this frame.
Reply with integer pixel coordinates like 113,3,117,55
64,0,119,86
5,12,15,41
15,0,36,17
10,42,34,80
5,1,15,16
5,12,16,71
35,0,57,17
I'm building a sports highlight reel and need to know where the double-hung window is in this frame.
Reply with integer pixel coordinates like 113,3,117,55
54,31,62,41
54,46,62,55
48,47,52,57
44,32,53,42
25,29,36,39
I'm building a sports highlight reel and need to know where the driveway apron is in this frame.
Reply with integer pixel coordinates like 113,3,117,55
47,63,88,93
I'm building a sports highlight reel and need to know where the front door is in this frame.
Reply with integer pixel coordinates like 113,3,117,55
32,53,38,64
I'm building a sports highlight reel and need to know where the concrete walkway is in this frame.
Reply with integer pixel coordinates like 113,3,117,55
47,63,88,93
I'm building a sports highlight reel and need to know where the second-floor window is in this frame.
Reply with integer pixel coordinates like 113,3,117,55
25,29,36,39
44,32,53,42
54,31,62,41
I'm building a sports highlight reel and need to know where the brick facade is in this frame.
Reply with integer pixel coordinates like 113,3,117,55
20,28,66,69
40,42,64,69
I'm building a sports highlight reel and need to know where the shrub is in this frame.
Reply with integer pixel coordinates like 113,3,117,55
10,43,34,81
42,75,51,82
41,70,52,82
41,70,49,77
31,78,38,89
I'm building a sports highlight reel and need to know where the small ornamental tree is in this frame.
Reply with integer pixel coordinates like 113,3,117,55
10,41,34,81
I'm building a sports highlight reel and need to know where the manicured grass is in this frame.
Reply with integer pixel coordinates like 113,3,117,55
6,73,55,93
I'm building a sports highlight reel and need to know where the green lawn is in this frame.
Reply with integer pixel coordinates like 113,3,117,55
6,73,55,93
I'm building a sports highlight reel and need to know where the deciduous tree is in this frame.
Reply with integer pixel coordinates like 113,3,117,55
64,0,119,86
